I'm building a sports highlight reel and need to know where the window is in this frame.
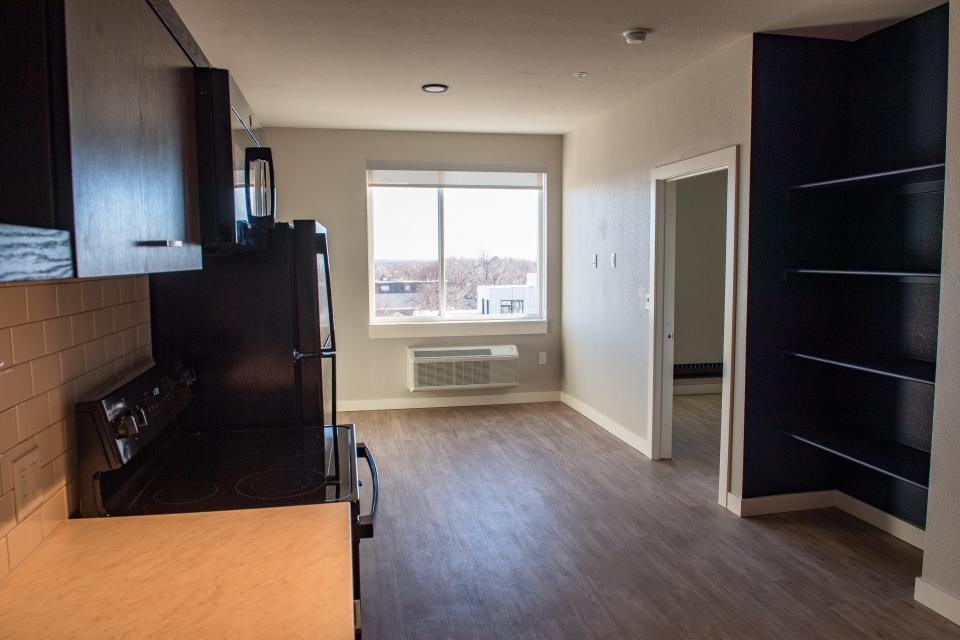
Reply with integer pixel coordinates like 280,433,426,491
367,167,545,324
499,300,524,315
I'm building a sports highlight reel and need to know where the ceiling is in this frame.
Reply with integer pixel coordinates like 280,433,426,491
171,0,944,134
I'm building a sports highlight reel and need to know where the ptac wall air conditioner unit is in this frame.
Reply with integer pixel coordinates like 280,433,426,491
407,345,519,391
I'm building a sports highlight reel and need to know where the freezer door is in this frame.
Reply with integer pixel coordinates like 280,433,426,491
321,352,335,427
316,231,335,351
292,220,337,426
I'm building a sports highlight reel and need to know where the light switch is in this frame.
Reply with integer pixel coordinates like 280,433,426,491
538,352,547,365
592,254,598,268
645,294,651,310
13,447,42,521
610,252,617,268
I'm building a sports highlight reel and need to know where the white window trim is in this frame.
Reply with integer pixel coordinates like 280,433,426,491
369,319,548,339
366,170,548,338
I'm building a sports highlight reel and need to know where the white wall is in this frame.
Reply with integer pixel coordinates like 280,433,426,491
561,37,752,492
674,170,728,366
263,129,562,407
918,0,960,621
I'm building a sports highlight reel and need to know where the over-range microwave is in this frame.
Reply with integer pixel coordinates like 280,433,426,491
195,68,276,252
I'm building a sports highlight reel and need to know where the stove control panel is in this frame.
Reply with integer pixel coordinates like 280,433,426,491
77,365,195,469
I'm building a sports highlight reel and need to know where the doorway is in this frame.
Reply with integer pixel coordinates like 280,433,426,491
648,147,738,506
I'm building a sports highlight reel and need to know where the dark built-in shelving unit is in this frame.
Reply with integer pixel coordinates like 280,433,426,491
785,268,941,285
789,163,946,192
780,424,930,489
778,161,943,525
786,349,936,386
745,5,947,528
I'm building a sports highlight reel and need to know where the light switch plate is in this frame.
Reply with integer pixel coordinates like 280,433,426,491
645,294,651,310
610,252,617,268
538,352,547,365
592,254,598,268
13,447,42,522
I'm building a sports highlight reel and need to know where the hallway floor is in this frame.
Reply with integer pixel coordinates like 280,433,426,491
343,399,958,639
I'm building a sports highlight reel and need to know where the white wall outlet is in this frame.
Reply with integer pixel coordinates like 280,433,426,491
610,252,617,268
538,351,547,365
13,447,42,522
592,253,598,268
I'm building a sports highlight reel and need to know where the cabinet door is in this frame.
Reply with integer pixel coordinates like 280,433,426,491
66,0,201,276
0,0,60,229
137,0,202,273
66,0,146,276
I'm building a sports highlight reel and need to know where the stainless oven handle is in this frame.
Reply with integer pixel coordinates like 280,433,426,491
356,442,378,539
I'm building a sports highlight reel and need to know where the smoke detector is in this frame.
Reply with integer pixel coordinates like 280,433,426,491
623,28,650,45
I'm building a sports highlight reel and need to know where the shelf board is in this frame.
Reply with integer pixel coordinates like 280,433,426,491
785,268,940,284
781,425,930,489
786,349,935,385
789,163,945,191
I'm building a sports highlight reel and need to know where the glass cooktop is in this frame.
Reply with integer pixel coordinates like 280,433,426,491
101,425,358,516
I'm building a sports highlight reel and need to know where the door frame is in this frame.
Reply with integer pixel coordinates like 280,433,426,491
648,146,739,506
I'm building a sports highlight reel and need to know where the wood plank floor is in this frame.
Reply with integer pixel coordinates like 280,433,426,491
343,398,959,639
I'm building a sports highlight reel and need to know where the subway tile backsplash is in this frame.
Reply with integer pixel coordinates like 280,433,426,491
0,276,152,577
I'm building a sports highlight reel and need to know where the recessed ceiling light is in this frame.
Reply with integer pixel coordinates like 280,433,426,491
623,28,650,44
574,72,589,80
422,83,449,93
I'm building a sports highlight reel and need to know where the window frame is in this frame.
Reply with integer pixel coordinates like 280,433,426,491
366,170,548,337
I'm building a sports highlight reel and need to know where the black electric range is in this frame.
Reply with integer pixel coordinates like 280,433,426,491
75,364,377,630
98,424,362,517
76,365,376,521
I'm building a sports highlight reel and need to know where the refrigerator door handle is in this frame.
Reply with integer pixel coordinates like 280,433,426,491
356,442,379,539
292,348,335,361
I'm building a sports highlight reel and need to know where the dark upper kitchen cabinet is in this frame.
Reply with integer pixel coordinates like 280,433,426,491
0,0,202,280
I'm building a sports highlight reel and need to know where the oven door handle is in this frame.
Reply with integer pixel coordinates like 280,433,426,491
356,442,378,539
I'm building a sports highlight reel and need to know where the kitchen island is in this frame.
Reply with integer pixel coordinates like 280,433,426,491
0,503,355,639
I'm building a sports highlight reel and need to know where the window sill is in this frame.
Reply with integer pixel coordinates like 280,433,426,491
368,319,548,339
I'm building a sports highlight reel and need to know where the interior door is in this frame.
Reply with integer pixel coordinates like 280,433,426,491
660,180,678,459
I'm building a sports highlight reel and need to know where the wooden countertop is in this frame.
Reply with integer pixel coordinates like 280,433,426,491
0,504,355,639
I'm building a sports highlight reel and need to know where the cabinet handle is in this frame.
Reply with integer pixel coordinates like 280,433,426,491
137,240,184,247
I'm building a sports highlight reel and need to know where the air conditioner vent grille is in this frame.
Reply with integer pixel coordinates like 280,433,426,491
407,345,519,391
412,348,492,359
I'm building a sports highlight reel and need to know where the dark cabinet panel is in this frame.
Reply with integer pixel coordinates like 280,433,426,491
135,0,201,273
0,0,202,280
66,0,201,276
0,1,60,229
65,0,148,276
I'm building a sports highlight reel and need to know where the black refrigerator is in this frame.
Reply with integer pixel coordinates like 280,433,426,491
150,220,336,431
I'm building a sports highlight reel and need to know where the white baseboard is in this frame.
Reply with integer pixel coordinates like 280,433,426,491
560,392,651,458
725,492,743,515
833,491,924,549
735,490,924,549
673,383,722,395
338,390,561,412
915,578,960,626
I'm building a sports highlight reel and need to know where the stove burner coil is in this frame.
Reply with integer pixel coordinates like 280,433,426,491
235,468,325,500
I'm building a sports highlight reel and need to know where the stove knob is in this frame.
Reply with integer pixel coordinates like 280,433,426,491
178,367,196,387
112,408,146,438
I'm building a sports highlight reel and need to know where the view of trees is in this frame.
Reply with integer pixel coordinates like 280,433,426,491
375,254,536,315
